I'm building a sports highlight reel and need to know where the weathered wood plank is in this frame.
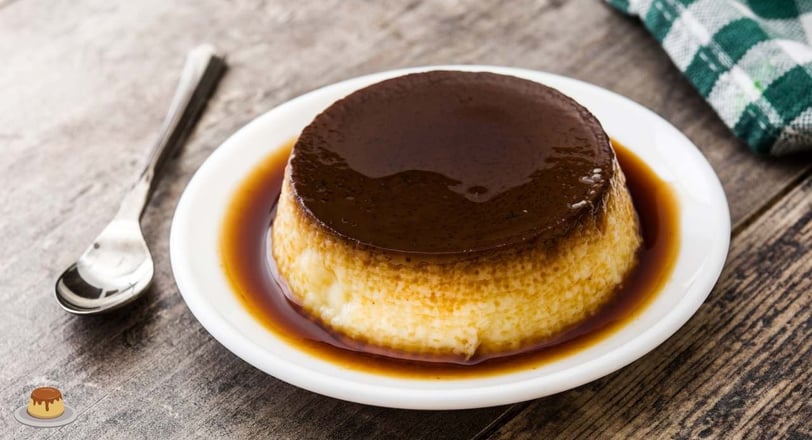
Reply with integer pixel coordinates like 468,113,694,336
0,0,809,438
486,176,812,439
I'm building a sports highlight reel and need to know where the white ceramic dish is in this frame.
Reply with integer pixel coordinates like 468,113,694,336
14,405,78,428
170,65,730,410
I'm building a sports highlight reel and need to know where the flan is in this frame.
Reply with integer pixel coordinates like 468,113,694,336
27,387,64,419
271,71,642,360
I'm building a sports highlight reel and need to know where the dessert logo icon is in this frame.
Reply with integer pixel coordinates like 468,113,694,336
14,386,78,428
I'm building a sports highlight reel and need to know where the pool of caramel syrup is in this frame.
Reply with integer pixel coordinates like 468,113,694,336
220,139,680,379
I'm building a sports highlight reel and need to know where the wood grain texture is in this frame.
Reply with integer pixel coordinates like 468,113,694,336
0,0,809,438
487,177,812,439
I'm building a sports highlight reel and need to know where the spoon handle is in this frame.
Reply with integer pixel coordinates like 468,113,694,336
116,45,227,221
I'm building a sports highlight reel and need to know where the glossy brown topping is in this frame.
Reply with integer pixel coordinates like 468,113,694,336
31,387,62,410
290,71,613,254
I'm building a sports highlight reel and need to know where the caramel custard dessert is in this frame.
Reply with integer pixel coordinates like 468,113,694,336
271,71,642,359
27,387,64,419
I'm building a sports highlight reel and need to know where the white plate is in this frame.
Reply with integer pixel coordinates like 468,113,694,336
170,66,730,410
14,405,78,428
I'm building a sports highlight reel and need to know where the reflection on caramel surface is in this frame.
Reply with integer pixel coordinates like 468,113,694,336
220,139,680,379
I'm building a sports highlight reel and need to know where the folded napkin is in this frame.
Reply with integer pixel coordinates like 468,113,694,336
607,0,812,155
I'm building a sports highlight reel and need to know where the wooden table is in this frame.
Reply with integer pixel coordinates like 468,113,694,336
2,1,810,438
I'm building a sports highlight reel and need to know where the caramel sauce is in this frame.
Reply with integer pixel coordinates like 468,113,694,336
220,139,680,379
291,71,614,254
30,387,62,411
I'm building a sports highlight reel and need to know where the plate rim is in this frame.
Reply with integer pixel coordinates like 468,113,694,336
170,65,731,410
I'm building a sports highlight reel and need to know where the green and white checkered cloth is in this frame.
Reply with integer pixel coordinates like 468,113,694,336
607,0,812,155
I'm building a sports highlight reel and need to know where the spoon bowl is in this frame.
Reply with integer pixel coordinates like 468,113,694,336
56,219,154,314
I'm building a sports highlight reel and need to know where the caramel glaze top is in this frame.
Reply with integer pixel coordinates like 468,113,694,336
290,71,614,255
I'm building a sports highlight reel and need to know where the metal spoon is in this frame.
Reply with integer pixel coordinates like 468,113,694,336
55,45,226,314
